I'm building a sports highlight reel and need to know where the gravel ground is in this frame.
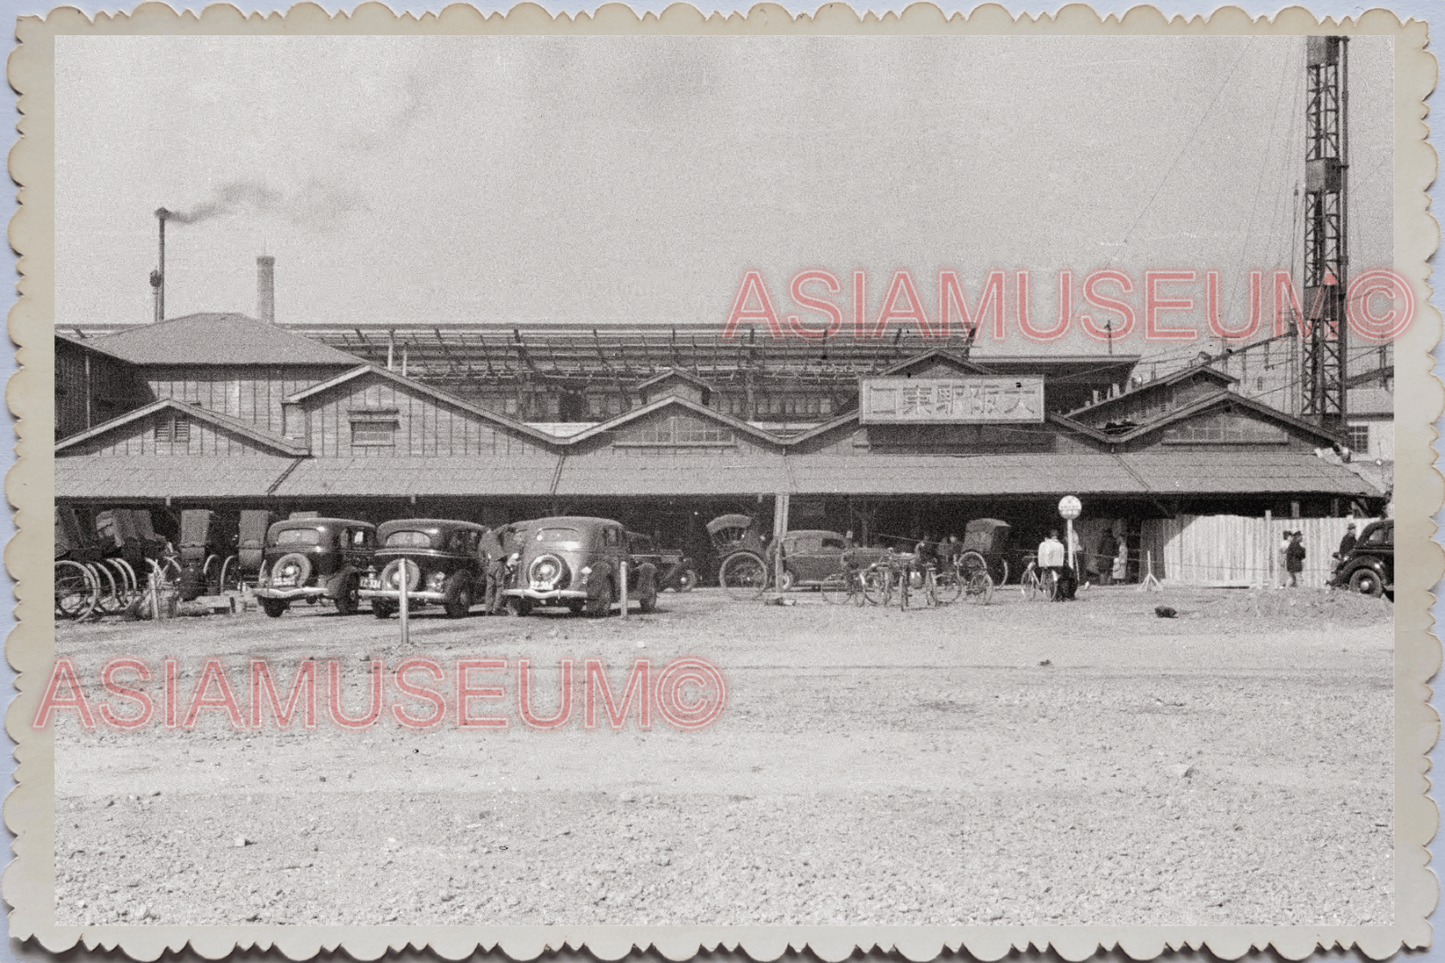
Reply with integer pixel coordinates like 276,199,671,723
51,585,1394,927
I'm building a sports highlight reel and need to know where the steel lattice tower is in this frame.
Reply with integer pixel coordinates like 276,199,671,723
1301,35,1349,432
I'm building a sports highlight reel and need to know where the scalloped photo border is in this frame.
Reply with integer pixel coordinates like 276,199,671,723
5,4,1440,960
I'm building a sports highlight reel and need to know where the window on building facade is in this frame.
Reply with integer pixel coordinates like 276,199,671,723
1347,425,1370,452
1162,413,1288,444
155,415,190,445
617,414,734,446
351,419,399,447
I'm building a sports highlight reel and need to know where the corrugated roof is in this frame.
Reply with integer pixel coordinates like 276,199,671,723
93,314,359,367
782,453,1147,496
270,457,561,498
56,455,297,499
1122,450,1373,496
555,460,790,496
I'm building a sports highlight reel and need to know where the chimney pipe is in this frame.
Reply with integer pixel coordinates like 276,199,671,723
153,208,170,323
256,255,276,324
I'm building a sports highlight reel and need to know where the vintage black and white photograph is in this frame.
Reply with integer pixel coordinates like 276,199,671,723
13,10,1436,956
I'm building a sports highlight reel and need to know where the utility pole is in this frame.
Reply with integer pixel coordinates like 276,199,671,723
1301,35,1349,432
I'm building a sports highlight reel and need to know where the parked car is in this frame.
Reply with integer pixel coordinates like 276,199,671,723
360,519,489,619
627,532,697,592
502,516,658,616
255,518,376,618
1329,519,1393,598
770,530,852,591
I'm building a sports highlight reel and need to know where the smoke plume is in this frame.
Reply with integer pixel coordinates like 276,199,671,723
167,177,368,230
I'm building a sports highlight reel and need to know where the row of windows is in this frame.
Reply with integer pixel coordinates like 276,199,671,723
1162,419,1288,445
483,392,836,421
617,415,735,446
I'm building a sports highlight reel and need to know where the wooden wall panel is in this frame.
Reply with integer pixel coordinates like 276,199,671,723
300,374,544,459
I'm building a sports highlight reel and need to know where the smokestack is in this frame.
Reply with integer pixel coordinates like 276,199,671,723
256,255,276,324
153,207,170,323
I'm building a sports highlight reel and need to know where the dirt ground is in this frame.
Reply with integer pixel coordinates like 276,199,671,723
49,584,1395,927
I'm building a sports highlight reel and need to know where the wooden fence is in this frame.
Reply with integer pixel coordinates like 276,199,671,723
1138,514,1383,588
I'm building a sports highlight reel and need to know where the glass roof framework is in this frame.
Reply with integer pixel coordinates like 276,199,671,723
297,324,1142,404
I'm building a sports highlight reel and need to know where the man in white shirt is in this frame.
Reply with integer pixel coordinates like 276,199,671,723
1037,531,1066,599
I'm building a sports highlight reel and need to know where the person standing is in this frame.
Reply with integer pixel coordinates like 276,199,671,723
1096,528,1119,586
1286,531,1307,588
479,524,509,615
1037,531,1066,600
1337,521,1358,557
1277,530,1292,588
1330,521,1359,585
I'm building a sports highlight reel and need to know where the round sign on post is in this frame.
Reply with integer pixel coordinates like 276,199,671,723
1058,495,1082,582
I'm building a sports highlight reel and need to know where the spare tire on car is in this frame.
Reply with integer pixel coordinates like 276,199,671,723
270,552,312,589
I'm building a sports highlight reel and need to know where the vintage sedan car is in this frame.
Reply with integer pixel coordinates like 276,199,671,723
1329,519,1394,598
770,529,851,591
502,516,658,616
254,518,376,618
360,519,488,619
626,532,698,592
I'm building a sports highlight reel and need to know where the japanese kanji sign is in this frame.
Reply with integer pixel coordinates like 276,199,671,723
859,377,1045,424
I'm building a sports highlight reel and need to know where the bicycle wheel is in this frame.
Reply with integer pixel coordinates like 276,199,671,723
89,561,126,615
966,570,995,605
862,567,892,606
719,552,768,599
820,572,851,604
55,560,99,620
1041,568,1058,600
933,569,963,605
1020,563,1040,600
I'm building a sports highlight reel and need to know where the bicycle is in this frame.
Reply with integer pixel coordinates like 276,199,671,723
1018,561,1057,601
950,552,994,605
820,565,869,605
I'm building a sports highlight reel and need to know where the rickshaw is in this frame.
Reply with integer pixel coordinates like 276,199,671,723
707,514,770,598
706,513,858,599
960,518,1014,586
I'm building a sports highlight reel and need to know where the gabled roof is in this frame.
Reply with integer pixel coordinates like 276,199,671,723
55,332,131,363
877,348,990,377
283,364,559,445
1095,389,1344,447
1067,361,1238,418
92,314,360,367
560,394,785,448
54,398,310,456
634,367,716,393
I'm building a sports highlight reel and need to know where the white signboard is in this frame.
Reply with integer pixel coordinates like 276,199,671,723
859,376,1045,424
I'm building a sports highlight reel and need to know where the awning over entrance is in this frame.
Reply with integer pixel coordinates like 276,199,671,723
56,447,1377,502
55,456,299,500
782,453,1147,496
269,456,560,498
554,461,791,497
1123,450,1376,496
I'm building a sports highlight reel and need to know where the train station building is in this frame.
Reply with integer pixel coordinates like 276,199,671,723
55,312,1387,582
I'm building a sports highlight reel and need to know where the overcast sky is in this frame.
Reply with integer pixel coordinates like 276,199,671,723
54,33,1393,357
